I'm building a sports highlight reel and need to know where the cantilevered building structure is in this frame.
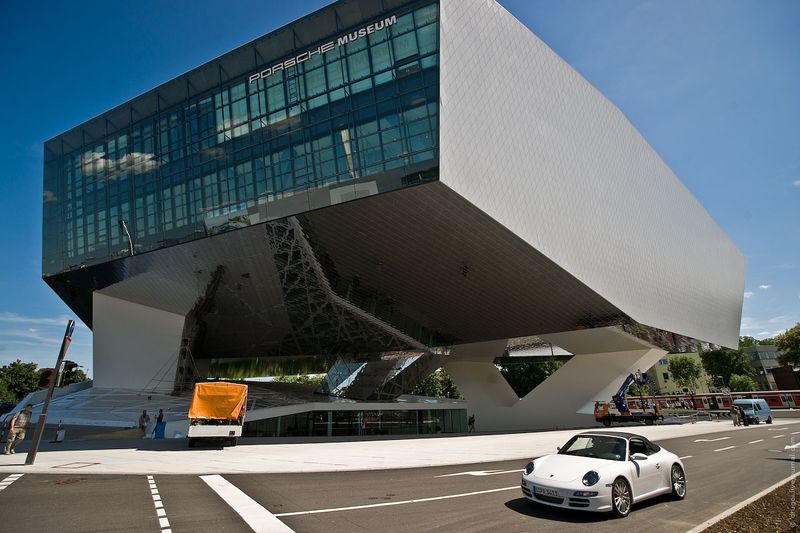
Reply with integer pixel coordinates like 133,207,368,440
41,0,745,433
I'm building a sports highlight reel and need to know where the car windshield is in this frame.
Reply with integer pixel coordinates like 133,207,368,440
558,435,626,461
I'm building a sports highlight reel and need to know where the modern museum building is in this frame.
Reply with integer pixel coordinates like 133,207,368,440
38,0,745,434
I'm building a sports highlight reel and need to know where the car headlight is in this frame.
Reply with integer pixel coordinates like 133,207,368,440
525,461,534,475
582,471,600,486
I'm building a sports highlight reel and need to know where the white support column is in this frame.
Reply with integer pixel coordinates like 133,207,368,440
92,293,186,393
445,328,666,432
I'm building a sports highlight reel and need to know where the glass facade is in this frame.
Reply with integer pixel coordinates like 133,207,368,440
43,2,439,276
243,407,467,437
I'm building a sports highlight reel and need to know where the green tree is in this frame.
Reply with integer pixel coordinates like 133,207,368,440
739,336,757,348
498,360,563,398
776,323,800,367
0,359,40,402
628,380,651,397
62,368,88,386
729,374,758,392
668,356,704,407
700,348,754,386
0,379,15,404
410,369,462,399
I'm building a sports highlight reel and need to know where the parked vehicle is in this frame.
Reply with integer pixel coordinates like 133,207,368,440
187,382,248,447
733,398,772,424
521,432,686,517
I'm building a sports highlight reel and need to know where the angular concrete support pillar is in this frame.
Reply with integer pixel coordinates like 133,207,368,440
93,293,185,393
445,328,666,432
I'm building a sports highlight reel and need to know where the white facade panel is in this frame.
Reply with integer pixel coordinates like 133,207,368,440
438,0,745,347
93,292,185,392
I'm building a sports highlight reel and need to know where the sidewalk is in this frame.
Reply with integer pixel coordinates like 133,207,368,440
2,419,795,475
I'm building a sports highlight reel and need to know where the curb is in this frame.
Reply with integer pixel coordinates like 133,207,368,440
686,471,800,532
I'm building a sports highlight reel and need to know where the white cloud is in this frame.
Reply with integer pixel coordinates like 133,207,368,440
759,284,771,290
743,291,753,299
757,331,771,336
767,316,786,324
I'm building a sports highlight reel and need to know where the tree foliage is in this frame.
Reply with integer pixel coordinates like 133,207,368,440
273,374,326,386
776,323,800,367
410,369,462,399
668,356,704,393
62,368,88,386
700,348,753,386
498,360,563,399
729,373,758,392
0,360,41,402
740,336,776,348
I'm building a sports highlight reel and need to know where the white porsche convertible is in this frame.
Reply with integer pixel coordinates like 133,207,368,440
520,431,686,517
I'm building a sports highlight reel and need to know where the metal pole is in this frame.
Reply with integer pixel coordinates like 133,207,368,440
25,320,75,466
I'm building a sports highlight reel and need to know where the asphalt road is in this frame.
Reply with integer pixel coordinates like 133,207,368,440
2,423,797,532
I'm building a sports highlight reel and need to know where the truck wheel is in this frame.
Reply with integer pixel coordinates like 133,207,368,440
603,417,611,427
645,417,654,426
188,439,196,448
230,437,238,447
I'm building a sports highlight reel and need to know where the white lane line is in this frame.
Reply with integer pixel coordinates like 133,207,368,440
772,435,786,439
274,486,519,517
436,469,522,478
748,439,764,444
678,456,693,460
792,431,800,435
201,474,294,533
694,437,730,442
687,472,800,533
713,446,737,452
147,476,171,532
0,474,23,491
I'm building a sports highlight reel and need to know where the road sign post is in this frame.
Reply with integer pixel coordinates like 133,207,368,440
25,320,75,466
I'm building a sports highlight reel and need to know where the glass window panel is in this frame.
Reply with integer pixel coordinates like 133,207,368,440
347,50,371,81
393,32,419,62
414,4,438,27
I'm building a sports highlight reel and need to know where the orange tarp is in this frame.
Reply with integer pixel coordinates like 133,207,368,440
188,382,248,420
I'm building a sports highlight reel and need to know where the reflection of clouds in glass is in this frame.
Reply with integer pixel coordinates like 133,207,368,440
43,190,58,203
200,147,230,160
81,151,159,178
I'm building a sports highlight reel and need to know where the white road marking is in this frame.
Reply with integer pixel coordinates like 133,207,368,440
147,476,171,532
785,443,800,451
772,435,786,439
694,437,730,443
0,474,23,491
748,439,764,444
792,431,800,435
678,456,693,460
713,446,737,452
200,474,294,532
436,469,522,478
274,486,520,517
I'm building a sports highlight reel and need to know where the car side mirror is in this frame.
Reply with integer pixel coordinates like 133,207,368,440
557,446,561,452
631,453,648,461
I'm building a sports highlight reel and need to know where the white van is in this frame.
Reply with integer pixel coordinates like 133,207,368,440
733,398,773,424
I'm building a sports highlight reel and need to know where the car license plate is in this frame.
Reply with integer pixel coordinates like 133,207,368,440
534,486,559,497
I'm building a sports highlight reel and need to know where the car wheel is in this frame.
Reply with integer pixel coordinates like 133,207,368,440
645,417,654,426
670,464,686,500
767,417,773,424
603,417,611,427
188,439,196,448
612,477,632,517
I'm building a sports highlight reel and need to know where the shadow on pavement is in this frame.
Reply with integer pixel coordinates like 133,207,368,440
505,493,675,523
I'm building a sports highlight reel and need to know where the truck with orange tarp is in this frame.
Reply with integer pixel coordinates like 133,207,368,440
187,382,248,447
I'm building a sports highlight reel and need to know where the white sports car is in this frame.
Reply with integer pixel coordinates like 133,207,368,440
520,431,686,517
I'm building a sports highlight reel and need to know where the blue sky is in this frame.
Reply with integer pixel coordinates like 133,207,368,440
0,0,797,374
